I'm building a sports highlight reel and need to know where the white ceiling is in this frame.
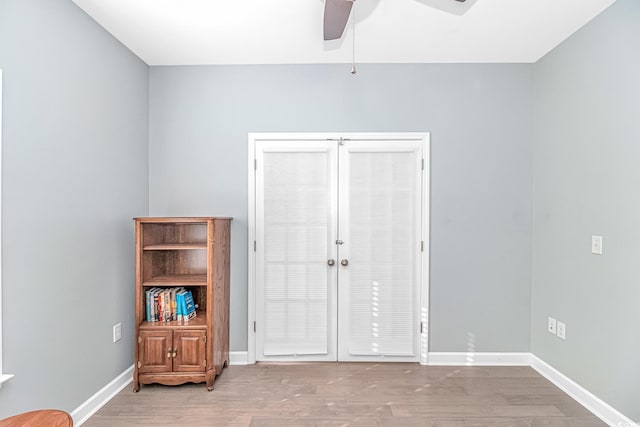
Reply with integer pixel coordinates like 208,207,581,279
72,0,616,66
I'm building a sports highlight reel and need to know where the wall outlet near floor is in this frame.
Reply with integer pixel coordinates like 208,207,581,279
557,321,566,340
591,235,603,255
113,323,122,343
547,317,557,335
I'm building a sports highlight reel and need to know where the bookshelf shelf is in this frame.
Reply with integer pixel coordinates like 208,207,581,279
143,243,207,250
140,312,207,329
134,217,231,392
143,274,207,287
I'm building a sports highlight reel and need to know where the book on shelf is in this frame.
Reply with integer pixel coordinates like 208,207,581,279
163,289,171,322
183,290,196,321
176,290,183,321
146,287,160,322
159,291,164,322
170,288,178,321
145,289,152,322
153,289,161,322
178,290,188,321
144,287,190,323
178,290,189,321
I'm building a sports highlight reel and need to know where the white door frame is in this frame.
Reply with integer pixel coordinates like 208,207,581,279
247,132,430,365
0,69,11,386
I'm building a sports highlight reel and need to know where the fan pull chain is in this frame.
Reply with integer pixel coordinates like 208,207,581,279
351,0,357,75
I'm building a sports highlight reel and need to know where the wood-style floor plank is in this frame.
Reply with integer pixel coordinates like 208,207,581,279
84,363,606,426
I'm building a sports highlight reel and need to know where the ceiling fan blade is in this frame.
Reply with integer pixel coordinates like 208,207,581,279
324,0,353,41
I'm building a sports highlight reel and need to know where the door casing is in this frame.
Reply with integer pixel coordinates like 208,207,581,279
248,132,430,364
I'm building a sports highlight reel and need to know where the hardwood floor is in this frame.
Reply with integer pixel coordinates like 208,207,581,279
85,363,606,426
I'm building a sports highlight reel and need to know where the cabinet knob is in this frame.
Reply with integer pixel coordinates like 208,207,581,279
327,259,335,267
340,259,349,267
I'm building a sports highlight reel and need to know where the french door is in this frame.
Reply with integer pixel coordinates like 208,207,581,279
251,133,428,363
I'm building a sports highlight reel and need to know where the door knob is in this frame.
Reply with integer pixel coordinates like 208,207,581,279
340,259,349,266
327,259,335,266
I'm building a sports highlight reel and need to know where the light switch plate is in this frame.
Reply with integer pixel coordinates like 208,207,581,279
592,235,603,255
113,323,122,343
557,321,566,340
547,317,557,335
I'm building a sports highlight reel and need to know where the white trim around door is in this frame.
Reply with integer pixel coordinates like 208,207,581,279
248,132,430,365
0,69,14,387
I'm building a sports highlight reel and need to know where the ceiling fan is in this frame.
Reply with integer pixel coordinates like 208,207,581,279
323,0,468,40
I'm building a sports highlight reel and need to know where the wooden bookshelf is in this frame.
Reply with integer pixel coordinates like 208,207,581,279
133,217,231,392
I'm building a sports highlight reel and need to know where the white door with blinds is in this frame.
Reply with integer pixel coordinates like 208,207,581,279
253,134,427,363
337,141,423,361
255,141,338,361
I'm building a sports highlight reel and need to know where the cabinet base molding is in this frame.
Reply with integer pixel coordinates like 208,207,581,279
138,372,207,388
70,365,133,427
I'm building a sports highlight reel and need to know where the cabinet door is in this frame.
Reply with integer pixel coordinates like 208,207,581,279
173,330,206,372
139,330,173,373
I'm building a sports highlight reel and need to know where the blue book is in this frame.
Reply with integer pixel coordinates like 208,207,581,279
184,291,196,321
178,290,189,321
176,292,184,321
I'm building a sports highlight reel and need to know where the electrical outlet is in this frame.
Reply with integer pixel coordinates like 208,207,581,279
557,321,566,340
113,323,122,343
547,317,557,335
591,235,603,255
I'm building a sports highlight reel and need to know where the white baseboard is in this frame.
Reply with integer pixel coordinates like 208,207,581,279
70,365,133,426
428,352,531,366
230,351,249,365
530,355,636,427
0,373,14,390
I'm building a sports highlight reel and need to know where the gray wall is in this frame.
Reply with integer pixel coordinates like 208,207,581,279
2,0,636,419
149,64,533,353
0,0,148,418
532,0,640,420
